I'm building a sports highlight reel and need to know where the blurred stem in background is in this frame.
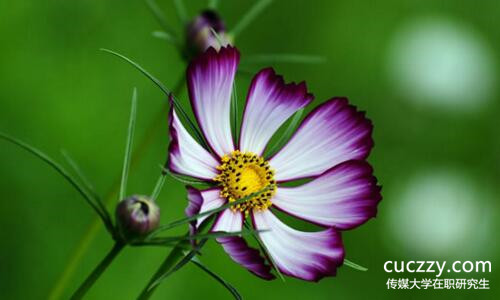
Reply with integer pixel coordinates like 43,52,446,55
69,242,125,300
48,76,185,300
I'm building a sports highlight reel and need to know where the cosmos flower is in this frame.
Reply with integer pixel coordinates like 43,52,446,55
169,46,382,281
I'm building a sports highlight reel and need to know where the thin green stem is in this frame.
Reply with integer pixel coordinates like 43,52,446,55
173,0,188,24
145,0,179,44
344,259,368,271
119,88,138,201
0,133,113,231
138,238,207,300
230,0,273,37
70,242,125,300
48,76,186,300
150,172,167,201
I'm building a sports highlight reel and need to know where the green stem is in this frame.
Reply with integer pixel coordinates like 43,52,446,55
137,242,187,300
139,221,211,299
48,76,186,300
70,242,125,300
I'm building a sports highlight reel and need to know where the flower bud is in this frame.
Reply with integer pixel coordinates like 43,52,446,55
186,10,232,54
115,195,160,239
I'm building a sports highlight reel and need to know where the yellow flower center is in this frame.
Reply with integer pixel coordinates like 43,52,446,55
214,150,276,215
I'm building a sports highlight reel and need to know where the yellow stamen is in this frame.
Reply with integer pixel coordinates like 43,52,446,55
214,151,276,215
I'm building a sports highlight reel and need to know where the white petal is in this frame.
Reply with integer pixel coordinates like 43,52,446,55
239,68,313,155
187,46,239,157
253,210,344,281
168,108,219,180
212,208,243,232
272,160,381,229
270,98,373,181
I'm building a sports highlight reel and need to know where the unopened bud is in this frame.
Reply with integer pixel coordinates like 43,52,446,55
186,10,232,54
116,195,160,239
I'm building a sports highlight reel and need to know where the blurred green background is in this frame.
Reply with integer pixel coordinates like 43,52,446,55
0,0,498,299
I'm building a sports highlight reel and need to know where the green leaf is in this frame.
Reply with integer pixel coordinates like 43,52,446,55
344,259,368,271
150,185,273,235
231,79,240,143
60,149,99,202
99,48,209,150
173,0,188,24
243,53,327,65
0,132,113,232
208,27,225,48
146,229,262,245
145,0,179,44
120,88,137,201
191,258,242,300
230,0,274,37
148,239,209,291
151,30,177,45
150,172,167,201
265,108,304,158
243,221,285,281
163,168,210,186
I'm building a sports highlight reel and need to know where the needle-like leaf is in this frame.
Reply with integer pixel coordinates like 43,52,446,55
145,229,260,245
151,30,177,45
163,167,209,186
145,0,179,43
191,258,242,300
208,27,225,48
99,48,208,150
148,239,208,291
265,108,304,158
60,149,100,202
244,221,285,281
149,185,273,235
173,0,188,24
230,0,273,37
344,259,368,271
231,79,240,144
150,172,167,201
0,132,113,231
119,88,138,201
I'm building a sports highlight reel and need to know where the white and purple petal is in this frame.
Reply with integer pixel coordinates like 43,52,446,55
253,210,344,281
168,107,219,180
216,236,275,280
239,68,313,155
270,98,373,182
211,208,275,279
186,187,225,231
272,160,382,230
187,46,239,157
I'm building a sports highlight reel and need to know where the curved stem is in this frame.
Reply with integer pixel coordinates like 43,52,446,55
138,221,212,299
48,76,186,300
70,242,125,300
137,244,186,300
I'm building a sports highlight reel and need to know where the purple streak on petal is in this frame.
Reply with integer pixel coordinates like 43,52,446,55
239,68,314,155
272,160,382,230
217,236,276,280
167,97,220,180
186,187,225,233
252,210,345,282
270,98,374,182
187,46,239,158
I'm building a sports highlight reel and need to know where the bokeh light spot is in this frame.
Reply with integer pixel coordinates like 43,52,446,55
386,169,495,258
387,17,497,113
